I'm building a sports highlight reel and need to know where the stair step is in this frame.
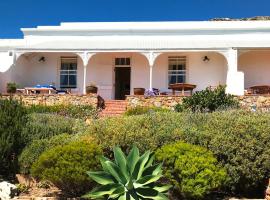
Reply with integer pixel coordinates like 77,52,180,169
99,100,128,117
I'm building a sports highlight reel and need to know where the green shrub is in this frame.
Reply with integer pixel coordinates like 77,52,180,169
125,106,171,116
156,141,227,199
0,99,28,178
21,113,77,144
19,134,75,174
28,104,98,119
84,111,270,197
6,82,17,94
31,140,102,196
178,110,270,197
83,113,183,154
175,85,239,112
84,146,171,199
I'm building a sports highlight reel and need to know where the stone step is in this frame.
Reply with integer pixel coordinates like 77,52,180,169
99,100,127,117
104,106,127,109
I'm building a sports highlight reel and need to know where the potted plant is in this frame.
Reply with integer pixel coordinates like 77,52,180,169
86,83,98,94
6,82,17,94
134,87,145,95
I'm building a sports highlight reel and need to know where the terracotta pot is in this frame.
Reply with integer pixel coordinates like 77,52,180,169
86,86,98,94
134,88,145,95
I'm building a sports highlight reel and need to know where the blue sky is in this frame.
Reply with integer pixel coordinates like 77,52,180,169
0,0,270,38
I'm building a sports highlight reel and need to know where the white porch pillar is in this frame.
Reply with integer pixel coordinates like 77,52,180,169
77,52,95,94
142,51,161,89
220,49,244,96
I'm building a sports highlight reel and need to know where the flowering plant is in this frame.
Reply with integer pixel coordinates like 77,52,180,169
144,89,156,98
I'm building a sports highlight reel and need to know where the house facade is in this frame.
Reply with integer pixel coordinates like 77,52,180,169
1,21,270,99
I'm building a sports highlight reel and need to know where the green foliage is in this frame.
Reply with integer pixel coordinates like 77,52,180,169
84,111,270,197
156,141,227,199
19,134,75,174
175,85,239,112
6,82,17,93
0,99,28,177
16,183,30,193
178,110,270,197
125,106,171,116
84,113,183,153
21,113,77,144
27,104,98,119
84,146,170,200
31,140,102,196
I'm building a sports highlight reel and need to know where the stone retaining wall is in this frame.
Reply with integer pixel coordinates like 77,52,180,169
239,95,270,112
1,94,98,107
126,95,184,109
126,95,270,111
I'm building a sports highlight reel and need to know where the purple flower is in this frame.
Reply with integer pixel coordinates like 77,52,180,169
144,89,156,98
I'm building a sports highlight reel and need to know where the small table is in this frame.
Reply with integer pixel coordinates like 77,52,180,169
249,85,270,94
24,87,55,94
169,83,197,95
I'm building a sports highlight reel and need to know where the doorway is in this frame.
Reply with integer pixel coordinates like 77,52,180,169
114,67,131,100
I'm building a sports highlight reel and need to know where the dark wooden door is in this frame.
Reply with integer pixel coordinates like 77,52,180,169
115,67,131,100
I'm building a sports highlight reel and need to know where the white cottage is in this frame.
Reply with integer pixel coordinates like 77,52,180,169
1,21,270,99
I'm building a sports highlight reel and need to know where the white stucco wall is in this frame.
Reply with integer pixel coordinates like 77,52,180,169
87,53,114,99
0,53,85,94
0,52,228,98
153,52,227,93
239,51,270,88
86,53,149,99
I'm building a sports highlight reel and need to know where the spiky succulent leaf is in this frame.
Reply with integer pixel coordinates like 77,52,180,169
84,146,170,200
144,152,155,168
132,151,150,180
100,156,111,173
153,184,172,193
113,147,129,179
118,194,126,200
134,174,163,188
86,171,116,185
108,185,126,199
127,146,140,175
83,183,122,199
105,160,127,184
137,187,169,200
142,163,162,177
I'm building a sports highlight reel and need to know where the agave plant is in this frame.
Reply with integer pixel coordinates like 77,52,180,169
83,146,171,200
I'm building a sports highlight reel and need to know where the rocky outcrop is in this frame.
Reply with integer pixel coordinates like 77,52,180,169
0,181,17,200
211,16,270,21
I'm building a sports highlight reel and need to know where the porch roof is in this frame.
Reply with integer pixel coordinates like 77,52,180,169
3,21,270,51
21,21,270,36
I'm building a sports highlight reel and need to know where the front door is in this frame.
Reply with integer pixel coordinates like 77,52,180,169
115,67,131,100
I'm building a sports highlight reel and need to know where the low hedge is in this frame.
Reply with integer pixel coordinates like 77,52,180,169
156,141,227,199
27,104,98,119
178,111,270,197
84,113,183,153
19,134,76,174
31,140,102,196
84,111,270,197
175,85,239,112
125,106,171,116
21,113,77,144
0,99,28,178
